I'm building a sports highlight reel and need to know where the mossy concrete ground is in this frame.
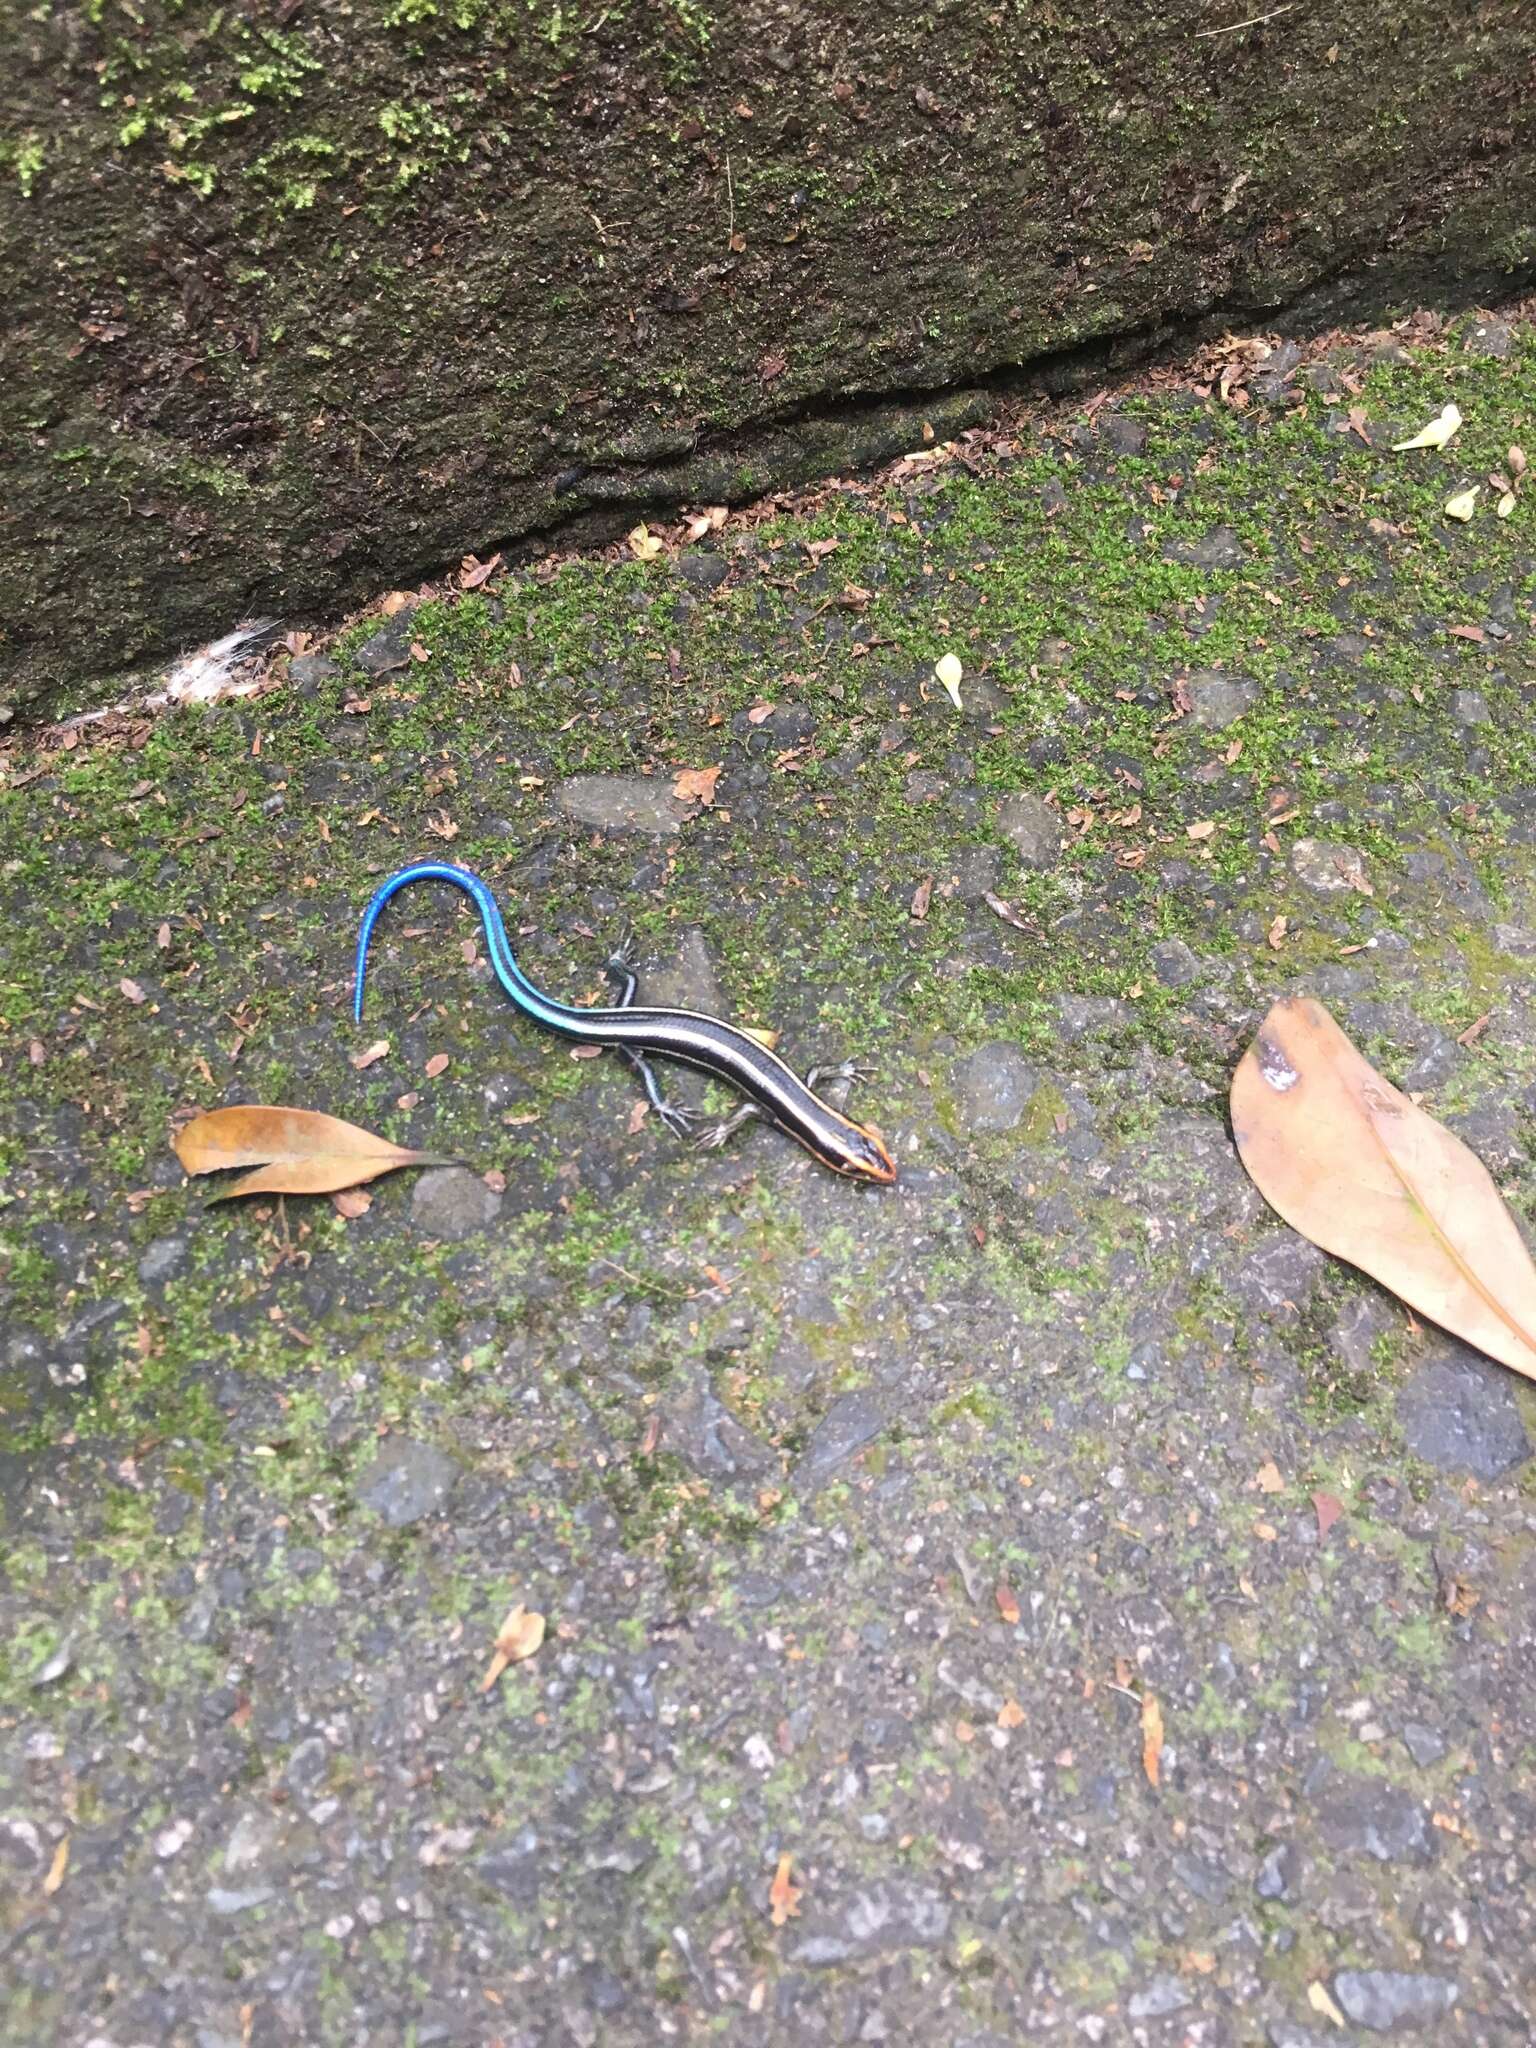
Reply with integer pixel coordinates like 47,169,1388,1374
5,0,1536,713
3,310,1536,2043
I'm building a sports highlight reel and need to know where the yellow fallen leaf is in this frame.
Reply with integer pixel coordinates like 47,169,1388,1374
741,1024,781,1051
480,1603,546,1691
1496,491,1516,519
1141,1693,1164,1787
1444,486,1479,522
934,651,964,709
174,1105,448,1200
1231,997,1536,1380
1308,1979,1346,2027
627,523,665,563
43,1835,69,1896
1392,402,1462,452
769,1852,802,1926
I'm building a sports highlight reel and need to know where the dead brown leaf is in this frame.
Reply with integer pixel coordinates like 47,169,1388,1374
330,1188,373,1219
1267,914,1288,950
1232,997,1536,1380
351,1039,390,1070
673,763,723,805
1312,1491,1343,1541
910,875,933,921
1255,1458,1284,1494
983,891,1037,933
174,1105,448,1200
459,551,503,590
995,1580,1020,1626
480,1603,546,1691
1141,1693,1164,1788
768,1851,802,1926
998,1697,1026,1729
424,1052,450,1079
120,977,147,1004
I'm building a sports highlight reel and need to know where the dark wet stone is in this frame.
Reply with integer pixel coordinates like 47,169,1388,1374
951,1043,1036,1133
995,792,1061,868
1449,688,1490,726
1291,837,1371,894
676,550,730,589
790,1879,950,1965
556,774,693,835
137,1235,188,1287
1233,1232,1328,1316
477,1826,542,1900
1100,414,1147,457
1461,317,1511,358
287,654,338,691
1400,1721,1447,1769
207,1885,274,1916
1255,1841,1299,1901
1149,938,1200,987
353,616,415,676
411,1166,502,1241
1397,1339,1531,1478
1054,993,1130,1041
1164,524,1245,569
638,926,725,1014
356,1439,460,1527
662,1366,775,1483
794,1392,886,1492
1187,669,1259,728
1400,1034,1459,1092
1320,1777,1434,1865
1127,1976,1189,2020
1332,1970,1457,2032
943,845,1001,900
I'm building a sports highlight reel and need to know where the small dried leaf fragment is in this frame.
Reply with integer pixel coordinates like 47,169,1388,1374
120,977,147,1004
43,1836,69,1896
424,1052,450,1079
627,523,665,563
995,1580,1021,1626
480,1603,546,1692
351,1039,390,1071
1309,1980,1347,2028
330,1187,373,1219
934,651,964,709
1313,1491,1343,1541
768,1852,803,1926
1231,997,1536,1380
673,763,723,805
998,1697,1026,1730
175,1105,448,1200
1255,1458,1284,1494
1392,403,1462,452
1141,1693,1164,1788
1444,486,1480,522
910,875,933,921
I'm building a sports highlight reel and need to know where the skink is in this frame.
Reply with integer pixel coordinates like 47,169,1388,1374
353,863,897,1184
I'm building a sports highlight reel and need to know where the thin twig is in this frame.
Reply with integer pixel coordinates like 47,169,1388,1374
725,154,735,248
1195,1,1295,34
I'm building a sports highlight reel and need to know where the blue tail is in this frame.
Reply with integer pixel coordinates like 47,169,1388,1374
353,863,549,1025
